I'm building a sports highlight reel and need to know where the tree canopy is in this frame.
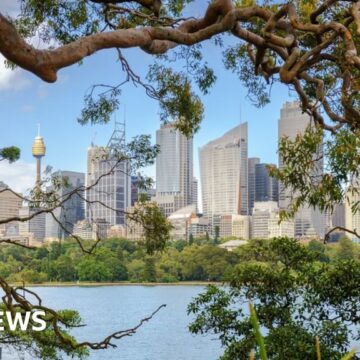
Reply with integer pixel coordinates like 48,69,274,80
189,237,360,359
0,0,359,134
1,0,360,358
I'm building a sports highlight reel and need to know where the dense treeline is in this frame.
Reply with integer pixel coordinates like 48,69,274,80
0,236,358,285
0,238,239,283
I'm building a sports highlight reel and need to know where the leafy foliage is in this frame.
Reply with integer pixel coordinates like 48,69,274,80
78,87,121,126
188,237,360,359
147,64,204,137
0,304,88,360
0,146,21,163
269,126,360,220
0,237,239,284
223,44,271,107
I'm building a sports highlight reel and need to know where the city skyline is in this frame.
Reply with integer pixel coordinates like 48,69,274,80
1,101,308,215
0,100,342,243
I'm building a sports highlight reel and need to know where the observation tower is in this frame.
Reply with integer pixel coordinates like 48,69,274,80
32,125,46,185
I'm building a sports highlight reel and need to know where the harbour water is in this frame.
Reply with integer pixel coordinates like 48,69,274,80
3,285,223,360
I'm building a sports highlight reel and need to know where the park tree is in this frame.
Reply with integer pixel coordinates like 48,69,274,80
0,0,360,358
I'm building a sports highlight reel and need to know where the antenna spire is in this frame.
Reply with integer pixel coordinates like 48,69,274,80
37,123,41,137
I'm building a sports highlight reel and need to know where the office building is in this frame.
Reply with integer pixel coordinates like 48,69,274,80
45,171,85,240
268,215,295,238
86,121,131,227
278,102,313,209
248,157,260,214
73,219,109,240
18,207,46,241
232,215,250,240
188,216,210,239
155,122,193,214
251,201,278,239
219,214,250,240
278,101,325,237
192,177,198,213
0,181,22,237
255,163,278,202
199,123,248,225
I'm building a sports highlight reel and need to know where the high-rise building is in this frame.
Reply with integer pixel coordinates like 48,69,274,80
19,207,46,241
86,121,131,228
192,177,198,213
332,203,345,228
45,171,85,239
278,102,313,209
278,101,325,238
131,175,156,206
255,163,278,203
248,157,260,214
0,181,22,237
154,122,193,214
131,175,139,206
199,123,248,223
294,206,325,238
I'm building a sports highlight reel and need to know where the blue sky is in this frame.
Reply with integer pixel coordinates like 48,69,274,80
0,24,295,194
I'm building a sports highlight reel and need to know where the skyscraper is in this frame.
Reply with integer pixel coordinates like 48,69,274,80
278,101,325,238
45,171,85,239
86,121,131,227
192,177,198,213
278,102,315,208
248,157,260,214
155,122,193,213
255,163,278,203
199,123,248,223
131,175,139,206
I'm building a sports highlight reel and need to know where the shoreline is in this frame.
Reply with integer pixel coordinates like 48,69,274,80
11,281,221,287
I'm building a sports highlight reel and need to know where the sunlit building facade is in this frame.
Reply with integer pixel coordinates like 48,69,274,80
200,123,248,225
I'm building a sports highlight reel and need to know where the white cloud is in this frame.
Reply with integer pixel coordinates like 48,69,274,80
0,160,35,194
0,55,30,91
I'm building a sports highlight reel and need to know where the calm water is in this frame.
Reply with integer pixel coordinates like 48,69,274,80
3,285,223,360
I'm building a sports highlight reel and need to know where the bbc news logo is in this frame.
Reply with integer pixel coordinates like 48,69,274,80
0,311,46,331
